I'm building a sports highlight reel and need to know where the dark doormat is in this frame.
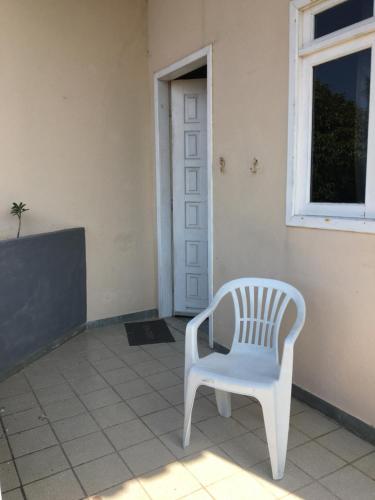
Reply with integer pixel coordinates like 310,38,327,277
124,319,175,346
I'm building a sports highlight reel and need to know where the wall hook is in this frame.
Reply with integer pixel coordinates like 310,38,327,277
250,157,259,174
219,157,226,174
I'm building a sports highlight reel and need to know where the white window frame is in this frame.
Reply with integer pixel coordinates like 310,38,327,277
287,0,375,233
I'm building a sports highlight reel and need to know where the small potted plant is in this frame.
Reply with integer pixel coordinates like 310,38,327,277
10,202,29,239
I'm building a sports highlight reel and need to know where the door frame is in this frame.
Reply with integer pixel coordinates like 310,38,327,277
153,45,213,327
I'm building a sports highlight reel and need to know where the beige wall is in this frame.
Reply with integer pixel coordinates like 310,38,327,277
0,0,156,321
147,0,375,426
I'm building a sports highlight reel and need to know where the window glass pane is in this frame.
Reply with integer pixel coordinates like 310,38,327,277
311,49,371,203
314,0,373,39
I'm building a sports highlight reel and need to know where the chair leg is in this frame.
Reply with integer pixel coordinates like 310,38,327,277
209,321,213,349
261,390,290,480
182,380,198,448
215,389,231,417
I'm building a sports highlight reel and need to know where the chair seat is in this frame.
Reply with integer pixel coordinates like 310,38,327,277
191,351,280,390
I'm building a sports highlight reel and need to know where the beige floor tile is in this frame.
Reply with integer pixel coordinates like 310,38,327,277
182,447,242,486
197,385,214,397
176,397,217,424
160,354,185,369
181,490,212,499
141,407,183,436
133,360,168,377
102,367,138,386
207,393,254,411
317,428,374,462
35,383,75,405
159,427,213,459
145,371,181,390
0,461,20,492
231,394,256,410
0,374,30,399
158,384,185,405
253,425,310,450
284,481,338,499
251,460,313,497
354,452,375,480
120,351,154,366
231,403,265,430
127,392,170,416
141,343,176,358
0,392,38,416
288,441,345,479
63,431,114,466
206,470,275,499
42,396,86,422
81,387,122,411
15,444,69,484
8,424,57,458
171,341,186,354
52,412,99,442
290,410,339,438
219,432,269,468
139,461,201,500
114,379,154,400
89,478,150,499
26,372,65,390
196,416,247,444
321,465,375,500
68,374,108,396
120,438,174,475
0,437,12,463
82,346,114,362
92,356,125,373
23,469,84,500
2,488,24,500
92,402,136,429
105,419,154,451
63,364,98,381
290,398,311,415
171,366,185,379
75,452,132,496
3,406,45,435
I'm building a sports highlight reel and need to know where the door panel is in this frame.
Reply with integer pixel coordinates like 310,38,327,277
171,79,208,315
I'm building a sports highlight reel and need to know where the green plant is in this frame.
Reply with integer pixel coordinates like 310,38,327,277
10,202,29,239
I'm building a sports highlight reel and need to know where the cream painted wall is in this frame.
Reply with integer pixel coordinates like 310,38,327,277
147,0,375,426
0,0,156,321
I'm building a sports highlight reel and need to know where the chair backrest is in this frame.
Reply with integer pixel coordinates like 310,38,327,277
214,278,305,362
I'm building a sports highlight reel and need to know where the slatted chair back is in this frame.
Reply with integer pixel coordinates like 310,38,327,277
213,278,303,362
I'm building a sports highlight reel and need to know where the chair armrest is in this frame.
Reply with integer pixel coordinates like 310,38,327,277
280,305,306,382
185,300,221,378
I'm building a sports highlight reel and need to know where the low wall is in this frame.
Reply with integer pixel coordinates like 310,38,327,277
0,228,86,377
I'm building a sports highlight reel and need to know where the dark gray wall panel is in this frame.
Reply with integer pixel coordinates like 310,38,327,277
0,228,86,377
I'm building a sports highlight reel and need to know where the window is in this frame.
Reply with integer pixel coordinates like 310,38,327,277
314,0,373,39
287,0,375,232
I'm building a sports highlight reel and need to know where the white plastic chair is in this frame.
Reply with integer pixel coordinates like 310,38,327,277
183,278,306,480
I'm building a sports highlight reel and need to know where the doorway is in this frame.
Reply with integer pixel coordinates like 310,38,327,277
154,46,213,340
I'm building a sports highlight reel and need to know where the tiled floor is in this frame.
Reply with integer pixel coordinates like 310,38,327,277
0,317,374,499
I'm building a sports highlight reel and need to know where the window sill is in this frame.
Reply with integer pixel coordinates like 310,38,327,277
286,214,375,234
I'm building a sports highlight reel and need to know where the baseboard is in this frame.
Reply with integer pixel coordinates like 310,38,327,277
211,339,375,446
0,323,86,383
86,308,159,330
292,384,375,446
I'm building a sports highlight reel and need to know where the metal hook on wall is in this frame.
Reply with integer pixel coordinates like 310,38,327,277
219,157,226,174
250,157,259,174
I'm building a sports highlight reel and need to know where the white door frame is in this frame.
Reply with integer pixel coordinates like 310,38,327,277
153,46,213,327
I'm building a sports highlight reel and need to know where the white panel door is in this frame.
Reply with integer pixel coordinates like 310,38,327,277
171,79,208,315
